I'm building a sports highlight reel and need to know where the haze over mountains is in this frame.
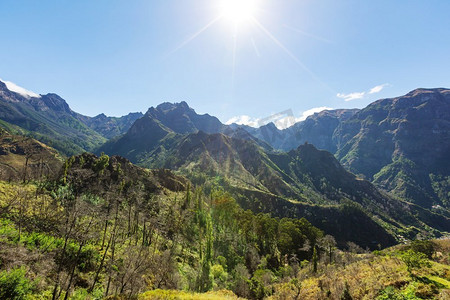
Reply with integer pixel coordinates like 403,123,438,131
0,79,449,247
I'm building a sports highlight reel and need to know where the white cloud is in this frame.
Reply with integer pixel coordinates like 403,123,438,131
0,78,40,98
369,83,389,94
337,92,365,102
337,83,391,102
226,106,334,130
225,115,260,127
296,106,333,122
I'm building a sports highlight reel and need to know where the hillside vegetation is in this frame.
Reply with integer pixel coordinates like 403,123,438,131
0,129,63,181
0,80,448,299
103,128,449,248
0,153,447,299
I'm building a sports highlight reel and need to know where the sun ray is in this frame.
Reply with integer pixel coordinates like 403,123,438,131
251,37,261,57
231,23,238,90
283,24,333,44
251,17,335,93
166,16,222,57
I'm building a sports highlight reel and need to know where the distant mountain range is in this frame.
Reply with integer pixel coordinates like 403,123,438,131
99,104,449,247
98,89,450,210
0,80,142,155
0,79,448,246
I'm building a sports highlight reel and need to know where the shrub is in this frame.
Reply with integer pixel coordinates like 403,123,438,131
409,240,435,259
400,249,430,275
0,267,34,300
92,153,109,174
376,286,403,300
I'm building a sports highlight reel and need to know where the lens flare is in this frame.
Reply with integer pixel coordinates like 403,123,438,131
220,0,257,23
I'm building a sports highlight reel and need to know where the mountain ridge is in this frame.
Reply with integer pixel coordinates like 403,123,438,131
0,80,143,155
0,79,448,240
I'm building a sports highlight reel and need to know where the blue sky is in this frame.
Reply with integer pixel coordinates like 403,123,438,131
1,0,450,127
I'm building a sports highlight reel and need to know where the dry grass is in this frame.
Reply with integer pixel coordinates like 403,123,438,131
139,289,241,300
270,250,450,300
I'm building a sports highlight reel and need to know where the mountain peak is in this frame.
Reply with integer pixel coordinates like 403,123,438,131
142,101,224,134
34,93,72,114
401,88,450,102
260,122,278,130
153,101,192,113
94,113,108,119
406,87,450,95
0,79,40,99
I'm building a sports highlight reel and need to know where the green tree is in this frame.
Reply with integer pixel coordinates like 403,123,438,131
320,234,336,264
410,240,435,259
401,249,430,275
312,246,318,273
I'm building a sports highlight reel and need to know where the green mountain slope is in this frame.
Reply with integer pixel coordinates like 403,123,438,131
102,125,449,248
0,80,143,156
80,112,143,139
335,88,450,209
235,89,450,211
0,80,106,155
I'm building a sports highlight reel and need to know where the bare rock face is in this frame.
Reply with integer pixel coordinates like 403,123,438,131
144,101,226,134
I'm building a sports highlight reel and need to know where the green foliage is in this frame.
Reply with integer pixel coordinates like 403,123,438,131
376,286,405,300
277,218,305,256
0,99,107,156
312,246,318,273
409,240,435,259
250,269,275,299
401,249,431,275
69,287,103,300
0,218,63,252
63,156,75,184
211,264,228,283
429,174,450,207
0,267,34,300
2,148,447,300
92,153,109,174
376,283,427,300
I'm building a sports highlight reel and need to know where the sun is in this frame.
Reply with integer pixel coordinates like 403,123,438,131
220,0,257,24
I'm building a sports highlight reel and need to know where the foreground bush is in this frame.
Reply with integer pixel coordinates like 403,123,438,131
0,267,34,300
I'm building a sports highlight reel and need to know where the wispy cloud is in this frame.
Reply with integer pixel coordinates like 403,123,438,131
369,83,389,94
337,83,391,102
225,115,260,127
273,115,296,130
226,106,334,130
0,78,40,98
296,106,333,122
337,92,365,102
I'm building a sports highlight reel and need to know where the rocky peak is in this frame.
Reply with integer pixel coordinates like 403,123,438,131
0,80,27,103
93,113,108,120
31,93,73,114
141,101,224,134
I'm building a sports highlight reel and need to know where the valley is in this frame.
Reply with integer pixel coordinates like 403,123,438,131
0,80,448,299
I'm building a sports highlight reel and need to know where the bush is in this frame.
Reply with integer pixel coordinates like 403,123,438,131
0,267,34,300
400,249,430,275
91,153,109,174
376,286,403,300
409,240,435,259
